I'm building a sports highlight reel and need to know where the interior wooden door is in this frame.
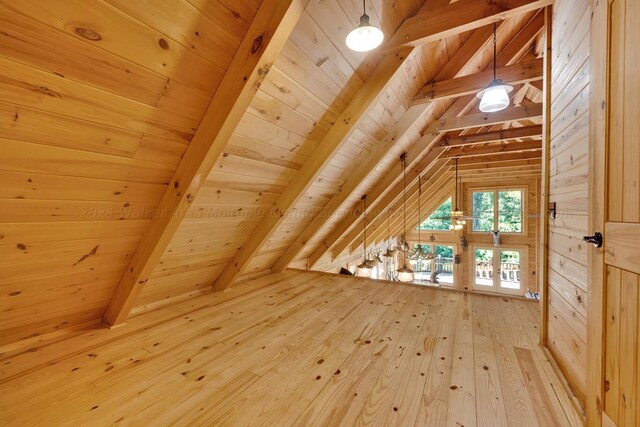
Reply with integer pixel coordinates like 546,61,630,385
596,0,640,425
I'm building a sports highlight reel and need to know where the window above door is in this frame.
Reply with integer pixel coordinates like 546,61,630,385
471,189,523,234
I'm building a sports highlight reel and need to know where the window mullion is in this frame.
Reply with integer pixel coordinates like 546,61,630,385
493,190,498,232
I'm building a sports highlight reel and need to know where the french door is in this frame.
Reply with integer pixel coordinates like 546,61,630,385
472,247,525,295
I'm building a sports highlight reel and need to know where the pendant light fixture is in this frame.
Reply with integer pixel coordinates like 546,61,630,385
449,158,467,231
346,0,384,52
411,175,434,261
397,154,414,283
477,22,513,112
356,195,375,277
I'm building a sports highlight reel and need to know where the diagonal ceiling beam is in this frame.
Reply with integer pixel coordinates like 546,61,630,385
403,184,458,240
411,58,543,104
377,155,542,246
271,103,429,272
340,108,542,257
384,0,552,51
211,0,453,289
441,124,542,146
327,149,448,262
271,21,501,272
365,166,454,248
326,102,542,262
102,0,309,326
307,11,545,267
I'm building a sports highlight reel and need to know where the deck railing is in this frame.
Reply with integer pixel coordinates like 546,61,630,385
413,256,453,273
475,261,520,282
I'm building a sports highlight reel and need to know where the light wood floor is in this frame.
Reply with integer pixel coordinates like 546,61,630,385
0,270,583,426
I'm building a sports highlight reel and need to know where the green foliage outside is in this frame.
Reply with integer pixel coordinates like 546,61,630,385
472,190,522,233
414,244,453,258
417,197,451,230
498,190,522,232
413,244,453,272
475,249,521,263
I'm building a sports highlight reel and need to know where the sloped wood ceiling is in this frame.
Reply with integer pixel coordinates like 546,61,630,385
0,0,550,345
0,0,260,344
137,0,428,308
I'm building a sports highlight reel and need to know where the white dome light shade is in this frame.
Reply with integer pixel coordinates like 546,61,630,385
477,80,513,112
396,265,414,283
346,14,384,52
356,262,372,277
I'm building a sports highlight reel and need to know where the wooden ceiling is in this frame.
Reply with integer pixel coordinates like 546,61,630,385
0,0,549,347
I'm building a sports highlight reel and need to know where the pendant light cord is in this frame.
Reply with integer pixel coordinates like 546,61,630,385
362,195,367,259
402,155,407,246
417,176,421,247
454,158,459,210
387,209,391,248
493,21,497,81
363,0,366,15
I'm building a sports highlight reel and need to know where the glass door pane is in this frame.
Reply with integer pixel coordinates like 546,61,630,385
499,250,521,290
434,245,454,285
474,249,494,287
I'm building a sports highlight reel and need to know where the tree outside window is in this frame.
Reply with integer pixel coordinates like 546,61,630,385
417,197,452,231
472,190,523,233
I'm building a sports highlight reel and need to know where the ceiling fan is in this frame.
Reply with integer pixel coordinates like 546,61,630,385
426,158,477,225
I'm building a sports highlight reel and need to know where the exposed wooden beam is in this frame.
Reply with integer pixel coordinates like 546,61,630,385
271,22,500,272
412,58,543,104
312,103,542,264
405,179,456,234
270,103,429,272
308,11,544,267
211,49,417,289
441,124,542,146
458,157,541,169
365,152,541,248
324,150,447,263
385,0,552,51
380,159,543,244
102,0,309,326
443,139,542,157
365,167,454,247
431,103,543,133
376,180,455,246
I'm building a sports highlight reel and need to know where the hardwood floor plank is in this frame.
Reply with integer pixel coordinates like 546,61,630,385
0,271,582,426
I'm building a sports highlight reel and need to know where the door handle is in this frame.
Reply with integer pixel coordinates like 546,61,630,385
583,232,603,248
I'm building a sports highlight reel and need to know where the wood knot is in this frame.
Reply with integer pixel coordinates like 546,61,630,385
251,35,264,53
16,243,26,250
158,38,169,50
75,27,101,41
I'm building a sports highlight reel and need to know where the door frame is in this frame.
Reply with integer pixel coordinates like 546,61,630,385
586,0,608,424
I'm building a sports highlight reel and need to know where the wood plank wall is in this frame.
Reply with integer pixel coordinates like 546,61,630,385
0,0,260,346
545,0,590,407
